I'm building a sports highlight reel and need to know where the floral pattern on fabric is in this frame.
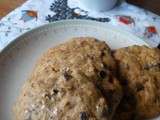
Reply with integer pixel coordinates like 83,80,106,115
21,10,38,22
0,0,160,50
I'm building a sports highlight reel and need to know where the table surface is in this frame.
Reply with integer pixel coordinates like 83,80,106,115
0,0,26,18
126,0,160,15
0,0,160,50
0,0,160,18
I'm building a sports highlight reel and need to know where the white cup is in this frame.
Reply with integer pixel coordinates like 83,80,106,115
79,0,118,12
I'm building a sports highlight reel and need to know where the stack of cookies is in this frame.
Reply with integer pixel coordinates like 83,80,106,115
13,37,160,120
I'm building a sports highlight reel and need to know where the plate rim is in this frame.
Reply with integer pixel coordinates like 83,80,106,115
0,19,149,56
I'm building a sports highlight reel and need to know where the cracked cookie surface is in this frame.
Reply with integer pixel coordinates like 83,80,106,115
13,37,122,120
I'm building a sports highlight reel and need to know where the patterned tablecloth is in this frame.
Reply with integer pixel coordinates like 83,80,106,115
0,0,160,51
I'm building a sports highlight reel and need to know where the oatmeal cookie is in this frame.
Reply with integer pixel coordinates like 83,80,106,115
13,37,122,120
114,45,160,119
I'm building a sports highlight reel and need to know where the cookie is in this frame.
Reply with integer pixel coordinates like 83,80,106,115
13,37,122,120
114,45,160,119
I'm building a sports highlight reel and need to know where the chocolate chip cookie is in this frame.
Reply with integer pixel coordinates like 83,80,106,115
114,45,160,119
13,37,122,120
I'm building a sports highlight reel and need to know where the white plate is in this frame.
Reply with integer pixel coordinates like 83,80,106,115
0,20,157,120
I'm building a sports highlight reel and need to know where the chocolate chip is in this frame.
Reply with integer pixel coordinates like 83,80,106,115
52,67,58,72
63,71,72,81
44,93,52,100
103,64,108,69
101,52,105,57
80,112,88,120
136,83,144,92
99,70,107,79
53,89,59,95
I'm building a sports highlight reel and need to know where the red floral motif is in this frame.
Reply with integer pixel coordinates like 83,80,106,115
117,15,135,25
144,26,158,38
146,26,157,34
20,10,38,22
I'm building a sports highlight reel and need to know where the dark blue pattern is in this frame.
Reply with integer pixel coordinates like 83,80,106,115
46,0,110,22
